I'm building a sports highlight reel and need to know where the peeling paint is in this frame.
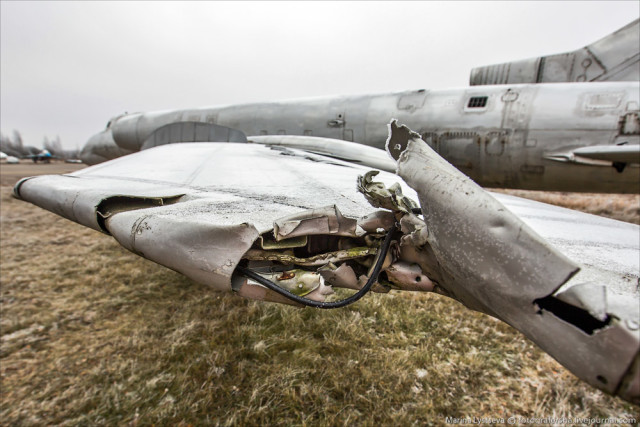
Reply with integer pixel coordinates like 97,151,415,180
385,262,434,292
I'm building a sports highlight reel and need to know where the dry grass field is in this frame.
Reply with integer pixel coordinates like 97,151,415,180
1,163,638,425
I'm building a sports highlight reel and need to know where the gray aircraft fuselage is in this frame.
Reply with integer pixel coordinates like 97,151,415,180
83,81,640,193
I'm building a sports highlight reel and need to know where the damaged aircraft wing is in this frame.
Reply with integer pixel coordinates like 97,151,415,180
13,122,640,403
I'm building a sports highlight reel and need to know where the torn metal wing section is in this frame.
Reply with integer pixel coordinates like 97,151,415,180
388,119,639,404
13,142,414,303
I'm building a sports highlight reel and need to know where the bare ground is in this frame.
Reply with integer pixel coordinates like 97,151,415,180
0,162,85,187
1,164,638,425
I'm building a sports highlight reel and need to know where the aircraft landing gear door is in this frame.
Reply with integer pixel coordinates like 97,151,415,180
327,112,350,141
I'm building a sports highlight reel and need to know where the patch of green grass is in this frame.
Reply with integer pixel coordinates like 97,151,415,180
1,187,638,424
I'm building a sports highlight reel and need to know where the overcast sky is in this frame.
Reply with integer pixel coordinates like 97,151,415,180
1,1,638,149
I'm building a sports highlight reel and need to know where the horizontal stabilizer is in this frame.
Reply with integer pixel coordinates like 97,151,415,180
573,144,640,163
545,144,640,165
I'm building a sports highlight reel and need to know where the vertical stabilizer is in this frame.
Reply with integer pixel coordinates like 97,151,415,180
470,19,639,85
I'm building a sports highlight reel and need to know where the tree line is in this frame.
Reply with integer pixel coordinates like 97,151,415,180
0,131,80,160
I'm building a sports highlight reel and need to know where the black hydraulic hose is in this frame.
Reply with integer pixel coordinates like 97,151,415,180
236,224,398,309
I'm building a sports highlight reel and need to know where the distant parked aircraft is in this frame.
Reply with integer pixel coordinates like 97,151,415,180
2,151,20,164
25,149,54,163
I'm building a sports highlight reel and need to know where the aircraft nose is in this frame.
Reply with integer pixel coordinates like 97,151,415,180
80,129,133,165
110,112,143,151
79,131,111,165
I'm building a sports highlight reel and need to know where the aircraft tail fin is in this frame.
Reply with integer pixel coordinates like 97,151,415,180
470,19,639,85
